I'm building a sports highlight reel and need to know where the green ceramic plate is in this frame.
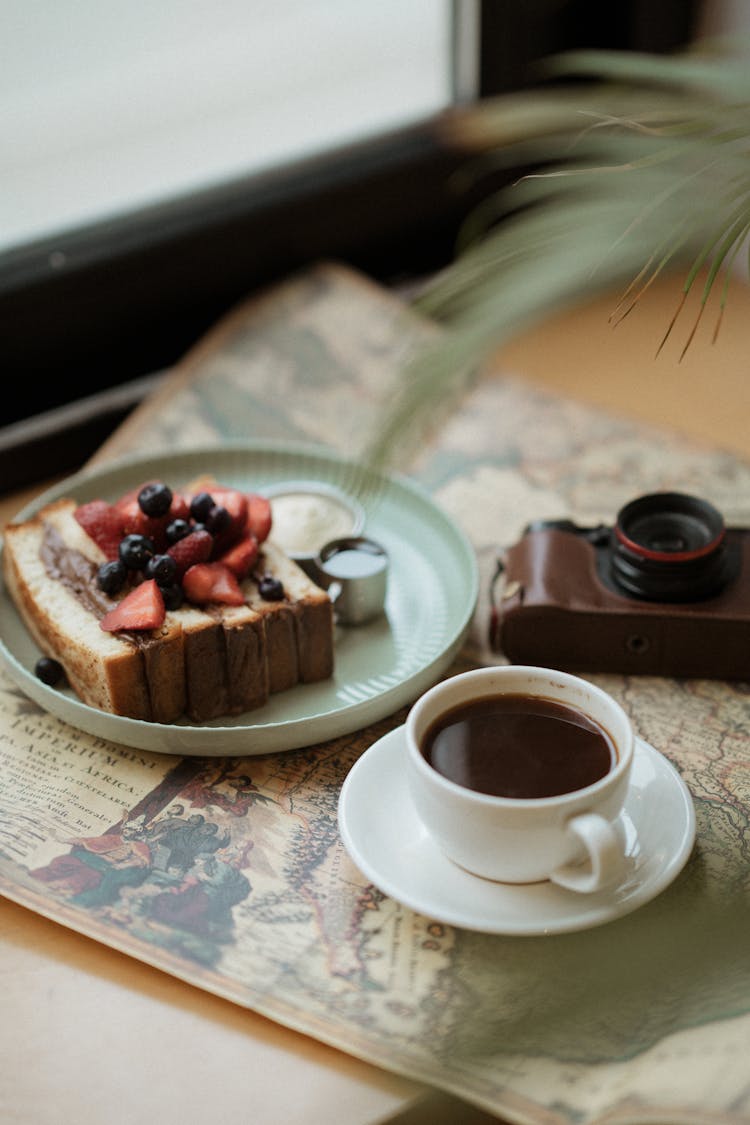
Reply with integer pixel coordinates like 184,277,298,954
0,441,478,756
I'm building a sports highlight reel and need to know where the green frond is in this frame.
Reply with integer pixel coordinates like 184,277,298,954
367,38,750,469
540,45,750,100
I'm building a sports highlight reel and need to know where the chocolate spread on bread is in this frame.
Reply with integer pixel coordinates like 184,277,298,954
41,523,115,620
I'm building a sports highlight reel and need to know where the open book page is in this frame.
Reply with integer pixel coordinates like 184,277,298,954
1,263,748,1124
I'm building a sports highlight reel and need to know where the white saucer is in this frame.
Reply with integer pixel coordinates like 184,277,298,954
338,726,696,935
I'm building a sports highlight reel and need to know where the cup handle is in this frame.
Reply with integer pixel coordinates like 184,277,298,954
550,812,624,894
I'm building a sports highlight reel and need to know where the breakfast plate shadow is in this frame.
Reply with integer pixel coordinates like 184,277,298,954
338,726,696,935
0,442,478,756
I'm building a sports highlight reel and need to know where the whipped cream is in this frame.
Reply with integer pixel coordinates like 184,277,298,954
270,491,357,556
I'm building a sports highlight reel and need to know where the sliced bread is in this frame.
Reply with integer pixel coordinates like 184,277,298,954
3,491,333,724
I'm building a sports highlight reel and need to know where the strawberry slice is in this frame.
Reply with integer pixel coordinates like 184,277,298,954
113,483,158,521
167,529,214,578
207,486,248,531
219,533,259,579
74,500,124,560
168,492,191,523
195,485,248,555
113,485,140,514
100,580,165,632
117,498,168,549
246,493,272,543
183,562,245,606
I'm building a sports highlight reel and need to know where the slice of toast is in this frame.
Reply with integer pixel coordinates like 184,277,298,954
2,499,270,723
171,600,268,723
245,539,334,692
2,492,333,724
2,499,184,722
186,476,334,696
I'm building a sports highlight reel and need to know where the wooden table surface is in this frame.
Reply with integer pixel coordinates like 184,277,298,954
1,270,747,1125
494,268,750,461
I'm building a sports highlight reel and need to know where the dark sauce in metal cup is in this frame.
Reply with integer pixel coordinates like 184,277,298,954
317,537,388,625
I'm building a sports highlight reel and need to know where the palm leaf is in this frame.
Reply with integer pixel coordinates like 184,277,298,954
366,41,750,468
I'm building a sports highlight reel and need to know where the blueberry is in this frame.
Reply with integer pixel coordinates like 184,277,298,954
146,553,177,587
119,533,156,570
160,583,184,611
97,559,127,595
258,575,284,601
138,482,173,517
35,656,64,686
166,518,191,544
206,505,231,534
190,492,214,522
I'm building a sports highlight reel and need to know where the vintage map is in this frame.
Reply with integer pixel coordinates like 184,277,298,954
0,265,748,1124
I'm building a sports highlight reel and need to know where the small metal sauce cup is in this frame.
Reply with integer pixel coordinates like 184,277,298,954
315,536,388,625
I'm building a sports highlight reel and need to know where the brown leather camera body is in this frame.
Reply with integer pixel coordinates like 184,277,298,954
495,526,750,679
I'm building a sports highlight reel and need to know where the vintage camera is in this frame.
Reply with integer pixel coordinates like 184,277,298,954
491,492,750,679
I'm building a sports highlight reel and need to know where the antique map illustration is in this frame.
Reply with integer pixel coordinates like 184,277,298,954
1,266,748,1124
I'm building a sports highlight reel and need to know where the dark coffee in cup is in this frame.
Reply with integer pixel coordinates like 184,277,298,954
420,693,617,799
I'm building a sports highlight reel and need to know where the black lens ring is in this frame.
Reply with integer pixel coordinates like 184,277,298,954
616,492,724,560
611,492,730,602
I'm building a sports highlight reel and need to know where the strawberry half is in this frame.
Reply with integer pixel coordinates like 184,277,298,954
100,580,166,632
219,532,259,579
166,529,214,578
183,562,245,606
246,493,272,543
74,500,124,560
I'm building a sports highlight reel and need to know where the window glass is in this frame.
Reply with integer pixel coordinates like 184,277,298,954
1,0,459,253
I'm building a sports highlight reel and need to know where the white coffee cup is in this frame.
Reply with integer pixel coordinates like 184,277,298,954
405,666,634,893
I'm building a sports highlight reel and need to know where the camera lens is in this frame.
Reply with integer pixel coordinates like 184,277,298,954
611,492,731,601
